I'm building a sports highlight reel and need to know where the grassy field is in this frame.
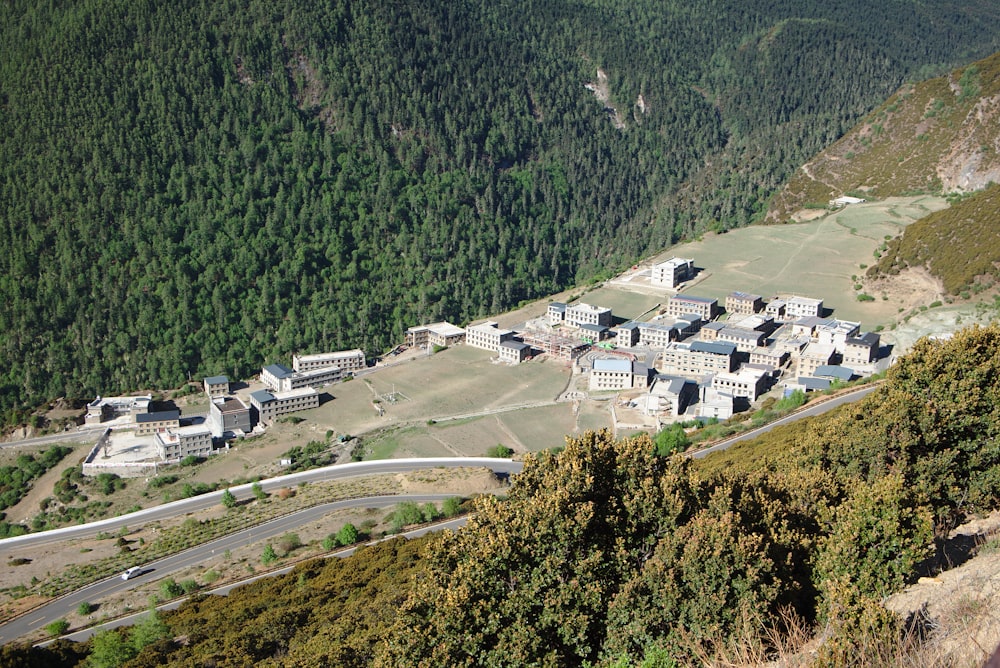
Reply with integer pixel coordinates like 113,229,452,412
644,196,949,328
299,345,572,442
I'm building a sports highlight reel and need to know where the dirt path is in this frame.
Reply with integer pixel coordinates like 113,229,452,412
494,415,528,453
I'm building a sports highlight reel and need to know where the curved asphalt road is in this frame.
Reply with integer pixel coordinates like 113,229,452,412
691,384,879,459
0,493,477,644
0,457,523,549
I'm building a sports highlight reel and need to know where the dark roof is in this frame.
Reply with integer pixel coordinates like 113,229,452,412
213,397,248,413
689,341,736,356
701,322,725,331
677,314,704,324
500,341,530,351
814,365,855,381
250,389,275,404
136,410,180,423
728,291,762,301
618,321,641,331
580,323,608,332
548,302,567,311
847,332,881,347
671,294,716,304
797,377,832,391
204,375,229,386
263,363,293,379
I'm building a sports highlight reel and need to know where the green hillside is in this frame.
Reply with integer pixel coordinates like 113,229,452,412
868,184,1000,293
3,0,1000,423
767,51,1000,221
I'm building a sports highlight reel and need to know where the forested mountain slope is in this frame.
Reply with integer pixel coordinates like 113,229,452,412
3,0,1000,423
767,51,1000,221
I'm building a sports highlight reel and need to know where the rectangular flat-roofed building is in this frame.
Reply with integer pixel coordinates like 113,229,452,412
638,322,676,348
843,332,880,366
651,257,694,288
665,294,719,321
786,296,824,319
249,388,319,426
293,349,365,373
135,410,180,435
726,292,763,315
711,367,770,401
750,346,789,369
660,341,737,377
715,326,767,352
616,322,641,348
798,343,837,377
498,341,532,364
405,322,466,348
85,395,152,424
816,320,861,350
547,302,568,325
590,358,635,391
155,425,213,460
261,363,294,391
565,303,613,328
208,396,251,438
203,376,229,398
466,321,516,352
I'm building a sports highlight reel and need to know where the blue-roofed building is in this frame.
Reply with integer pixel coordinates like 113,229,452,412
616,322,641,348
204,375,229,398
547,302,568,325
814,365,855,382
590,358,636,391
135,410,180,435
261,363,294,390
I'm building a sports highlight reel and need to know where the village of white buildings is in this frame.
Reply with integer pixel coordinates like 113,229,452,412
81,255,884,477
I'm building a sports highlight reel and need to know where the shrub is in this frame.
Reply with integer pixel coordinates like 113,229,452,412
442,497,463,518
45,619,70,636
278,532,302,554
261,544,278,565
487,444,514,458
336,523,359,546
77,601,94,616
856,293,875,302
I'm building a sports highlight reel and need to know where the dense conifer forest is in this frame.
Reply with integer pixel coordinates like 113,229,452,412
2,0,1000,422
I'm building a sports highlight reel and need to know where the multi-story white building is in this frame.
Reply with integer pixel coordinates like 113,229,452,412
135,410,180,435
565,303,613,328
798,343,837,377
616,322,641,348
664,294,719,321
262,363,343,392
711,367,770,401
499,341,532,364
203,376,229,398
638,322,676,348
547,302,568,325
155,425,214,461
293,349,365,373
660,341,737,377
85,395,152,424
843,332,881,366
589,358,635,391
249,388,320,426
726,292,763,315
405,322,466,348
714,326,767,352
466,321,516,352
785,296,824,319
816,320,861,351
651,257,694,288
749,346,789,369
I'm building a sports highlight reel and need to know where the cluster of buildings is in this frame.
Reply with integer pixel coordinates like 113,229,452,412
589,286,881,420
402,256,881,424
84,349,367,470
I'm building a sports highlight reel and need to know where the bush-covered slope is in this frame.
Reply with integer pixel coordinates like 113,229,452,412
866,184,1000,293
767,51,1000,222
3,0,1000,423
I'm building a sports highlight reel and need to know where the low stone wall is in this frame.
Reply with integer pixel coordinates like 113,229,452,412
81,428,176,478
